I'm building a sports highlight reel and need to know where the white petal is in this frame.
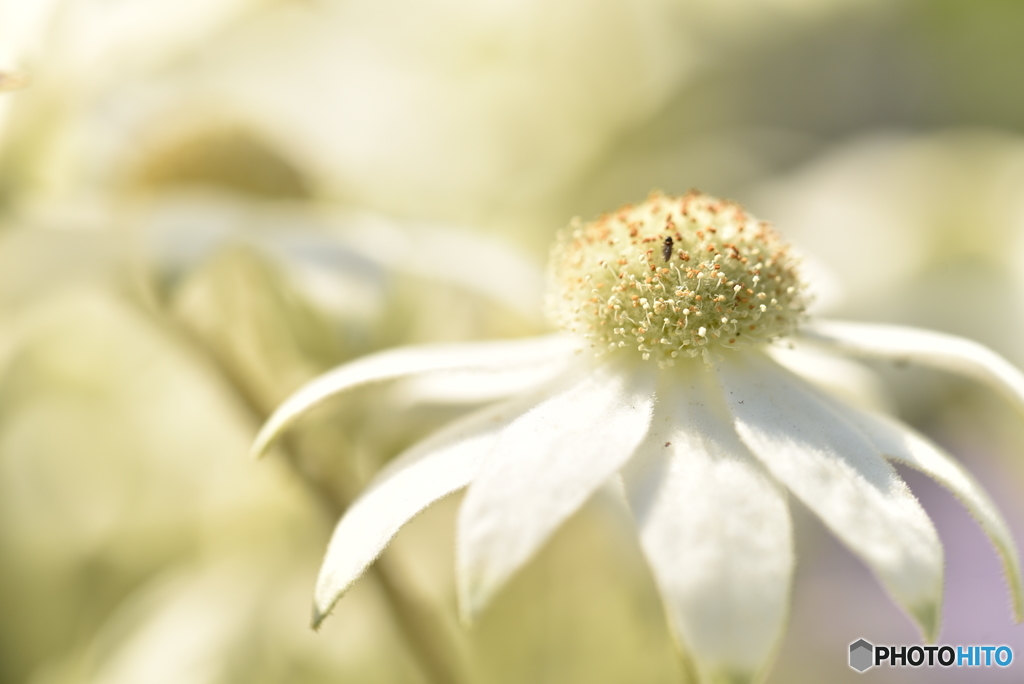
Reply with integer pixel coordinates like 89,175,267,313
830,400,1024,622
716,352,944,640
457,362,655,619
623,363,792,684
389,360,567,406
251,334,576,458
312,397,531,627
801,320,1024,419
765,340,892,413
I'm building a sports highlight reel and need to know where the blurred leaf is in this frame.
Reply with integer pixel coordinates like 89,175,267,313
170,245,351,411
0,285,310,682
30,552,431,684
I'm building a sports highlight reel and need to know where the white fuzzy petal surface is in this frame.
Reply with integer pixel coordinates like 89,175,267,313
831,399,1024,622
457,361,655,618
624,362,792,684
802,320,1024,419
253,334,576,457
716,352,944,640
312,397,531,626
765,341,891,413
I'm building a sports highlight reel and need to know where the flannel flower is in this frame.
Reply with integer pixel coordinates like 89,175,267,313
253,192,1024,684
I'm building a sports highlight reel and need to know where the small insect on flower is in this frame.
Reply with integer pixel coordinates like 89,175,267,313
662,236,673,262
254,190,1024,684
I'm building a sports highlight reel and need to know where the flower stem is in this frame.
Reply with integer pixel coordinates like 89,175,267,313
275,430,476,684
155,296,476,684
372,554,476,684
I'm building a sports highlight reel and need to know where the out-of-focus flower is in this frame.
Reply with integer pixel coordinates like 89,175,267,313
0,0,691,231
9,2,1022,683
750,131,1024,357
744,131,1024,436
0,282,315,682
3,0,905,254
0,185,566,684
29,551,436,684
0,0,276,202
141,193,550,499
255,192,1024,684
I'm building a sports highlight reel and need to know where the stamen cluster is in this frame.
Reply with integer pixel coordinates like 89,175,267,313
546,191,807,363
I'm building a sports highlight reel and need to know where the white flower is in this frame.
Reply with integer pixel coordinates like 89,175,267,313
253,192,1024,684
751,131,1024,357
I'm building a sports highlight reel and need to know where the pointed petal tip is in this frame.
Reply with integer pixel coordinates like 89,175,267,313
250,418,284,460
455,574,490,627
454,368,655,638
310,603,328,631
252,335,576,461
249,435,272,461
999,542,1024,623
835,403,1024,636
717,354,946,644
1008,570,1024,624
985,524,1024,625
910,599,942,644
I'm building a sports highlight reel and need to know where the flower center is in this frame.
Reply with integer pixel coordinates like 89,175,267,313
546,191,808,363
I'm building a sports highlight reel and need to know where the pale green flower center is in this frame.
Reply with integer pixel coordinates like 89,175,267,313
546,191,808,363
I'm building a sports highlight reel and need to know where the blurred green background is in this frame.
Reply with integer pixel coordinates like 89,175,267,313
2,1,1024,682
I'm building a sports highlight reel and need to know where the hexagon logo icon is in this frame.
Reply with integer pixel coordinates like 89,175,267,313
850,639,874,672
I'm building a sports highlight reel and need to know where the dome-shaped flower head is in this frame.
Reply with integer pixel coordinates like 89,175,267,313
253,191,1024,684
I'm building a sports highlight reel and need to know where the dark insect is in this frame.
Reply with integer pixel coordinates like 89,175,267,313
662,236,674,262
